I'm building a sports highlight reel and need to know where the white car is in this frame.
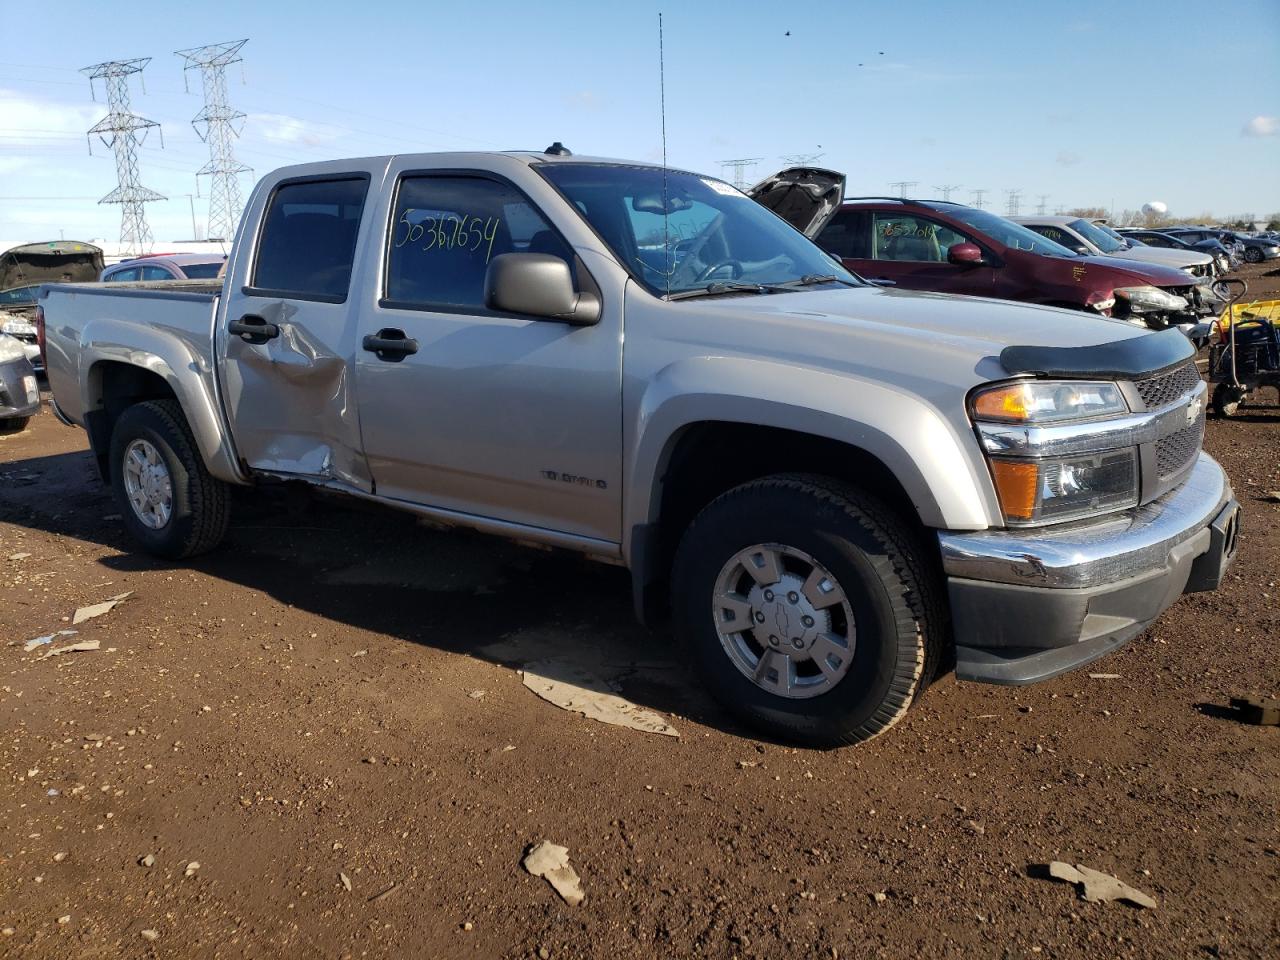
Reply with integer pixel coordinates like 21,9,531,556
1012,216,1216,280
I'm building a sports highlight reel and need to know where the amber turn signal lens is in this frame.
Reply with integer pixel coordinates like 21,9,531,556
972,383,1031,422
989,459,1040,522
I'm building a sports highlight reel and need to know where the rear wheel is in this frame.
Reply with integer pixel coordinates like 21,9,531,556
1244,247,1263,264
671,474,943,747
108,399,230,558
0,416,30,435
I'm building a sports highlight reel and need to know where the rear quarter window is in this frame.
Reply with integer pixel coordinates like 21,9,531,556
251,177,369,302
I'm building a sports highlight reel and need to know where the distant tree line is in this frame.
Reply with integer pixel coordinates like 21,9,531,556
1065,208,1280,231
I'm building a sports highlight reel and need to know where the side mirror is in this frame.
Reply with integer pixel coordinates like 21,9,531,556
947,242,984,266
484,253,600,326
1072,245,1090,256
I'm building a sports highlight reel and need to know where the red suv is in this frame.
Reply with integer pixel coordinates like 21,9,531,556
750,168,1212,330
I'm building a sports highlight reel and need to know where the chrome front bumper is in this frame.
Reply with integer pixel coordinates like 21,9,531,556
938,453,1238,684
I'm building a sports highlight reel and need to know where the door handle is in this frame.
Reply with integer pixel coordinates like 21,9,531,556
362,328,419,362
229,314,280,345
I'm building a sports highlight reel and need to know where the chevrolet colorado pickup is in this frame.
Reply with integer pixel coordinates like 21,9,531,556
38,149,1241,746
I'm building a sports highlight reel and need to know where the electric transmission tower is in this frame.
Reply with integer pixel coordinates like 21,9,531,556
82,58,164,255
781,152,825,166
970,188,987,209
719,158,763,190
888,180,918,198
1036,194,1050,215
1004,189,1022,216
933,184,961,201
176,39,252,241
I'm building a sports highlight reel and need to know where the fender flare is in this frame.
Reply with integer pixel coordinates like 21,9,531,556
623,356,999,563
80,317,245,485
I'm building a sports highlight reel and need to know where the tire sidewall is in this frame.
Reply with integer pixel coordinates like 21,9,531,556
109,407,198,557
674,487,915,742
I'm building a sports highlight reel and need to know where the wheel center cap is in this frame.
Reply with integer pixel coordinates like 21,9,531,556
749,574,827,655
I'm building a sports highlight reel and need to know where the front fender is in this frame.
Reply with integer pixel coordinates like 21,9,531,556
80,316,244,485
624,356,1000,553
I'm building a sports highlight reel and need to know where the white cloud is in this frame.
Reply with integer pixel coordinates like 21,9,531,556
1242,115,1277,137
246,113,344,147
566,91,604,111
0,89,104,143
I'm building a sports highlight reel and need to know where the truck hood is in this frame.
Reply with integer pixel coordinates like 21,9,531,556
747,167,846,237
0,241,104,292
1109,245,1211,269
684,284,1153,384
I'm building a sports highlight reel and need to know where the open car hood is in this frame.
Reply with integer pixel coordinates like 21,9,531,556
0,241,104,293
747,167,846,238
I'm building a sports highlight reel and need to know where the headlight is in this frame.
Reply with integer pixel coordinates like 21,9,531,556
1113,285,1188,314
971,380,1128,424
0,334,26,363
988,449,1139,524
971,379,1139,525
0,318,36,337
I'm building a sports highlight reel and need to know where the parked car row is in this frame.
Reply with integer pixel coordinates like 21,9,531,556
751,168,1220,334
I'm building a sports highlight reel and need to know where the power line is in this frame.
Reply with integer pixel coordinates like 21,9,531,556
933,184,961,201
176,39,252,240
1036,194,1050,215
81,57,165,255
781,152,825,166
969,189,987,209
888,180,918,198
1004,188,1022,216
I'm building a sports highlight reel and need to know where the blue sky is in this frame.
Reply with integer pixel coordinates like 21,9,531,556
1,0,1277,243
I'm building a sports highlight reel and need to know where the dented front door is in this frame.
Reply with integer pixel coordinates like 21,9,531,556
218,171,380,491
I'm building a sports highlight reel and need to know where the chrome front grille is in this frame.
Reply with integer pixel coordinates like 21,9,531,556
1155,410,1205,481
1134,362,1202,409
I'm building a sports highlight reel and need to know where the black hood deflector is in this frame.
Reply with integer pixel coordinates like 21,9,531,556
1000,328,1195,379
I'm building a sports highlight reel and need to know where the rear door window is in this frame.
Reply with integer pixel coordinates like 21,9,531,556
816,209,871,259
385,174,573,312
140,265,174,281
105,267,140,282
251,177,369,302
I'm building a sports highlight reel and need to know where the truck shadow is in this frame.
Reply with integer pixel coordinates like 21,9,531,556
0,448,752,741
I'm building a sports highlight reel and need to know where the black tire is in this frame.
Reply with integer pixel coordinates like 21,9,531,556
671,474,944,747
108,399,230,558
0,416,30,435
1212,382,1246,418
1243,247,1263,264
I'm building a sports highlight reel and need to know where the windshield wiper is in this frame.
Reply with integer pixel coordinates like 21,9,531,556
774,274,860,288
667,281,775,300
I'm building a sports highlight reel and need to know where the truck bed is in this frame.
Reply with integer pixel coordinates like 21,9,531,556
40,279,226,435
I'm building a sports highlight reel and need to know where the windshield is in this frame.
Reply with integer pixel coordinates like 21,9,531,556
180,262,225,279
924,204,1077,257
538,163,858,297
1069,218,1125,253
1095,223,1130,244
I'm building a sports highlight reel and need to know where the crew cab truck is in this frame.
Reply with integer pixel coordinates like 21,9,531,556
38,150,1241,746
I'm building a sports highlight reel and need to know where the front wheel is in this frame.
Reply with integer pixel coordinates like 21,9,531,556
671,475,943,747
1244,247,1263,264
108,399,230,558
0,416,30,435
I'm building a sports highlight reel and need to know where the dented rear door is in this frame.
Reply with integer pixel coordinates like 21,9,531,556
218,165,386,491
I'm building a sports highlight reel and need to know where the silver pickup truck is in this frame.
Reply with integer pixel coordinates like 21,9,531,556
38,149,1240,746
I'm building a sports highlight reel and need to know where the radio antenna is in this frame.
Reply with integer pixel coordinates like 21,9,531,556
659,12,671,298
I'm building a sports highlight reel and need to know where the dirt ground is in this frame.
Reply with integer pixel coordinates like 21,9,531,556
1,271,1278,958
